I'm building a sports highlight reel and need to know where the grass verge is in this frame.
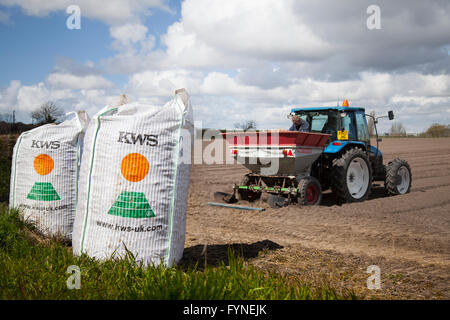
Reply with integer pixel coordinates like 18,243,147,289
0,205,354,300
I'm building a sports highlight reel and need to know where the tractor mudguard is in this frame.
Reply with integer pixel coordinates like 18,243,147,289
369,145,382,157
323,141,367,154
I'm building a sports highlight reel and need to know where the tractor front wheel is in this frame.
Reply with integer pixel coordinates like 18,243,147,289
330,148,372,203
385,158,412,195
298,176,322,206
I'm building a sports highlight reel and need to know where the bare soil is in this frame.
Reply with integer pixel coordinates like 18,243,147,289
181,138,450,299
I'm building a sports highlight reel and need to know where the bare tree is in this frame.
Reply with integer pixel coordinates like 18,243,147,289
367,111,376,137
31,101,63,125
234,120,257,131
389,122,406,136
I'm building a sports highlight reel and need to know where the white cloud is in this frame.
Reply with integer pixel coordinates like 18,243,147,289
162,21,237,68
125,69,203,97
0,0,171,25
109,23,156,57
1,0,449,133
0,80,21,106
121,67,449,133
180,0,330,60
14,82,72,113
200,72,259,96
102,0,450,81
1,69,448,133
160,0,331,68
46,73,115,90
110,23,148,46
0,80,120,122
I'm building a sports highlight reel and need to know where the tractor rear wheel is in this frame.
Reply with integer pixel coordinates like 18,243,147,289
237,175,261,202
330,147,372,203
385,158,412,195
298,176,322,206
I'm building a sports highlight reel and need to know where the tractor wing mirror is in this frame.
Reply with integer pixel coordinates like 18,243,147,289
388,110,394,120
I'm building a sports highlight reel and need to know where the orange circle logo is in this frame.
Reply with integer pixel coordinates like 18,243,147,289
120,153,149,182
34,154,54,175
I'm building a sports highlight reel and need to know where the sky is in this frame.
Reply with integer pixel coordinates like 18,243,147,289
0,0,449,134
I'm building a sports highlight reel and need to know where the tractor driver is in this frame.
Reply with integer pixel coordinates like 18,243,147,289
321,113,339,140
289,114,310,132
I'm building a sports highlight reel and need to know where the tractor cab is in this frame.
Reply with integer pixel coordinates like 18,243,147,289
290,105,370,148
290,101,395,184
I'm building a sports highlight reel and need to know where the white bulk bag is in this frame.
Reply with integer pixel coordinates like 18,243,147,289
9,111,89,240
72,89,194,267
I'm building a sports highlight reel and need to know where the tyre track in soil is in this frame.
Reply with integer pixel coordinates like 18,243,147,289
185,138,450,299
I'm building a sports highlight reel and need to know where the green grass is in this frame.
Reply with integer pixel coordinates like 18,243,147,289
0,205,353,300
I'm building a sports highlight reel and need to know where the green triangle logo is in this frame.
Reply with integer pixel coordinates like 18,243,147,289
27,182,61,201
108,191,155,218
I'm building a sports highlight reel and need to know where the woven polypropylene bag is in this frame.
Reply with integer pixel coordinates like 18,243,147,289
9,111,89,240
72,89,194,267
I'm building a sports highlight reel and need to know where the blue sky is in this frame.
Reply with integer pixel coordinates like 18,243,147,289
0,2,181,87
0,8,110,86
0,0,449,133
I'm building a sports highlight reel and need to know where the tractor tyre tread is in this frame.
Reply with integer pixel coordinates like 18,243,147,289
385,158,412,196
330,147,372,203
298,176,322,206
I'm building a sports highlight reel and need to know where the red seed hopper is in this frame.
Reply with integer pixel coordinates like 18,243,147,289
221,130,330,176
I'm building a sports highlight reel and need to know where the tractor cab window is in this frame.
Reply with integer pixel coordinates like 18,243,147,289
298,111,339,141
320,112,339,137
340,112,357,140
309,114,328,132
355,111,370,142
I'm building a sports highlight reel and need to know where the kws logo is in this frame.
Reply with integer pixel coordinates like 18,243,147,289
117,131,158,146
31,140,61,149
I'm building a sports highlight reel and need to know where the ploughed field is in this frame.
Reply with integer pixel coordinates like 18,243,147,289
183,138,450,299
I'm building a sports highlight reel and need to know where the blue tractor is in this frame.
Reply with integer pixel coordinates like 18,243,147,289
220,101,412,206
288,102,412,203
